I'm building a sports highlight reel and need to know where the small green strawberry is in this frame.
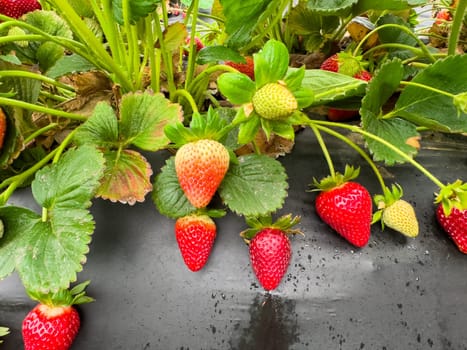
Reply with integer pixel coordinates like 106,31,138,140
435,180,467,253
22,281,93,350
241,214,301,291
175,213,217,271
175,139,230,208
312,165,372,248
252,82,298,120
373,184,419,238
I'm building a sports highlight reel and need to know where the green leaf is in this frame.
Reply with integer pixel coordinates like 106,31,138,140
162,22,187,53
97,149,153,205
74,102,120,148
219,154,288,216
254,40,289,87
217,72,256,105
300,69,367,105
394,55,467,132
196,45,245,65
32,146,105,210
119,91,183,151
24,11,73,72
152,157,196,219
361,58,419,164
362,59,404,116
221,0,282,50
112,0,159,25
306,0,356,16
0,146,105,293
354,0,418,13
46,54,96,79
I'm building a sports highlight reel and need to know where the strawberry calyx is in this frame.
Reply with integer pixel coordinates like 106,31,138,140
164,106,233,148
435,179,467,216
240,214,301,243
26,281,94,308
372,184,404,225
312,165,360,192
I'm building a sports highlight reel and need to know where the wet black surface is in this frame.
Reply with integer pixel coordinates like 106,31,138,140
1,128,466,349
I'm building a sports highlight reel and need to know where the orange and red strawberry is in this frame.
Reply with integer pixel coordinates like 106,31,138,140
0,0,41,18
175,213,217,271
313,165,372,247
174,139,230,208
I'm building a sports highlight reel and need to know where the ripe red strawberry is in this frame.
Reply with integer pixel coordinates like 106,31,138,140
23,304,80,350
436,204,467,253
175,213,217,271
242,214,300,291
175,139,230,208
313,166,372,247
225,56,255,80
22,281,92,350
249,228,291,291
435,180,467,253
321,54,372,121
0,0,41,18
185,36,204,52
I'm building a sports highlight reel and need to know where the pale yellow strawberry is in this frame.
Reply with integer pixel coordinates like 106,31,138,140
382,199,419,238
252,82,297,120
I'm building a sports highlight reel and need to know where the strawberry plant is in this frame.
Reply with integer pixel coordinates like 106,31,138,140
0,0,465,346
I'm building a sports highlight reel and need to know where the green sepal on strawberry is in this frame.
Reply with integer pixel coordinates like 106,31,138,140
164,108,234,209
22,281,94,350
312,165,373,248
241,214,301,291
435,180,467,253
0,327,9,344
373,184,419,238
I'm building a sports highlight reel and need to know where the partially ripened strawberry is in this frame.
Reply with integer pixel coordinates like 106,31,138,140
252,82,298,120
22,282,93,350
225,56,255,80
0,0,41,18
435,180,467,253
313,166,372,247
0,107,7,150
175,213,217,271
175,139,230,208
435,9,452,25
373,184,419,238
242,215,300,291
321,53,372,121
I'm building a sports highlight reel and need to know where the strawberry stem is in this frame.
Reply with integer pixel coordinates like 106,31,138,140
353,23,436,63
309,124,336,178
312,120,446,190
312,123,387,192
0,97,86,121
448,0,467,55
173,89,199,114
184,0,201,91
